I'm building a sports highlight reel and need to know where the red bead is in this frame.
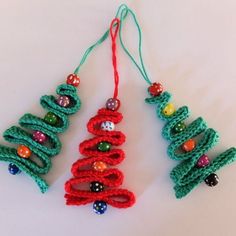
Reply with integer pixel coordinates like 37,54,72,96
17,145,31,158
182,139,196,152
148,82,163,96
33,131,47,144
197,154,210,168
66,74,80,87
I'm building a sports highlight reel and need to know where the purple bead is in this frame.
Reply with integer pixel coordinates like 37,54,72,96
105,98,120,111
33,131,47,144
57,95,70,108
196,154,210,168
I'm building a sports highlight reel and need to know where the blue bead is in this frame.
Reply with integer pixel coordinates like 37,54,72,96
93,201,107,215
8,163,21,175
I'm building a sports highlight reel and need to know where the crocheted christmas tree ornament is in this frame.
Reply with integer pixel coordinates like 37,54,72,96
65,18,135,214
65,107,135,213
113,4,236,198
0,74,81,193
146,83,236,198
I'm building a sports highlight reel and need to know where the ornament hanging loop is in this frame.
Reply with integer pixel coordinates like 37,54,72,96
110,18,120,99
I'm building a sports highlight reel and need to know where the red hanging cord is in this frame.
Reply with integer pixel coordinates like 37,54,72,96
64,18,136,212
110,18,120,99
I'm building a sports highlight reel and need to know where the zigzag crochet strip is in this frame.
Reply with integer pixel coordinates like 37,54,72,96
145,91,236,198
65,108,135,208
0,83,81,193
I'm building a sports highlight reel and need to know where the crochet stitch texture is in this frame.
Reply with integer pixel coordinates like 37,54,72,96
0,83,81,193
146,91,236,198
65,108,135,208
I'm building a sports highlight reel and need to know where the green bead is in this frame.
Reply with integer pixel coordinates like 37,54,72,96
97,142,111,152
44,112,58,125
173,122,186,133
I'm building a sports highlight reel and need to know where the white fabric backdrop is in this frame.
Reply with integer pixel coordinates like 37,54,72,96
0,1,235,235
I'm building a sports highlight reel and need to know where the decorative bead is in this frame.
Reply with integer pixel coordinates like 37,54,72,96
163,103,175,117
97,142,111,152
56,95,70,108
182,139,196,152
92,161,107,172
33,131,47,144
204,173,219,187
197,154,210,168
101,121,115,131
148,82,163,96
66,74,80,87
173,122,186,134
93,201,107,215
106,98,120,111
8,163,21,175
44,112,58,125
90,181,104,192
17,145,31,158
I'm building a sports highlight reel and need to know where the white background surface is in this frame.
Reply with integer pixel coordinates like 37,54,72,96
0,1,236,235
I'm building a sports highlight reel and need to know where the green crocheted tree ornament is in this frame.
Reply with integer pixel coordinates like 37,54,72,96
113,4,236,198
146,87,236,198
0,74,81,193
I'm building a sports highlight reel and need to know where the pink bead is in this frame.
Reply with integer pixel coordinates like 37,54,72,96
57,95,70,107
33,131,47,144
197,154,210,168
106,98,120,111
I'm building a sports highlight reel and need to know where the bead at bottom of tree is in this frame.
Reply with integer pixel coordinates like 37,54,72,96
93,201,107,215
90,181,104,192
204,173,219,187
8,163,21,175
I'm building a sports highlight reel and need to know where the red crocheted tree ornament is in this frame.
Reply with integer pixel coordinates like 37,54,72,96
65,108,135,209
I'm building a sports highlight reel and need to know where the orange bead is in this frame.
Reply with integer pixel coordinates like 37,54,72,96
17,145,31,158
182,139,196,152
92,161,107,172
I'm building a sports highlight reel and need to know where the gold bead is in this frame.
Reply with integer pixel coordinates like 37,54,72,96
163,103,175,117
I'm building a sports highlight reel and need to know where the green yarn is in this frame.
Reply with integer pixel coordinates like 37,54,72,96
73,4,129,75
113,5,236,198
4,126,61,157
119,6,152,85
146,93,236,198
0,83,81,193
0,146,49,193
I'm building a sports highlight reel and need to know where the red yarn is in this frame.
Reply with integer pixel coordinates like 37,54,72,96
64,18,135,210
65,109,135,209
110,18,120,99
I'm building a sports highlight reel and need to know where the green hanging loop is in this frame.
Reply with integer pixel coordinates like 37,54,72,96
74,4,129,75
119,6,152,85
